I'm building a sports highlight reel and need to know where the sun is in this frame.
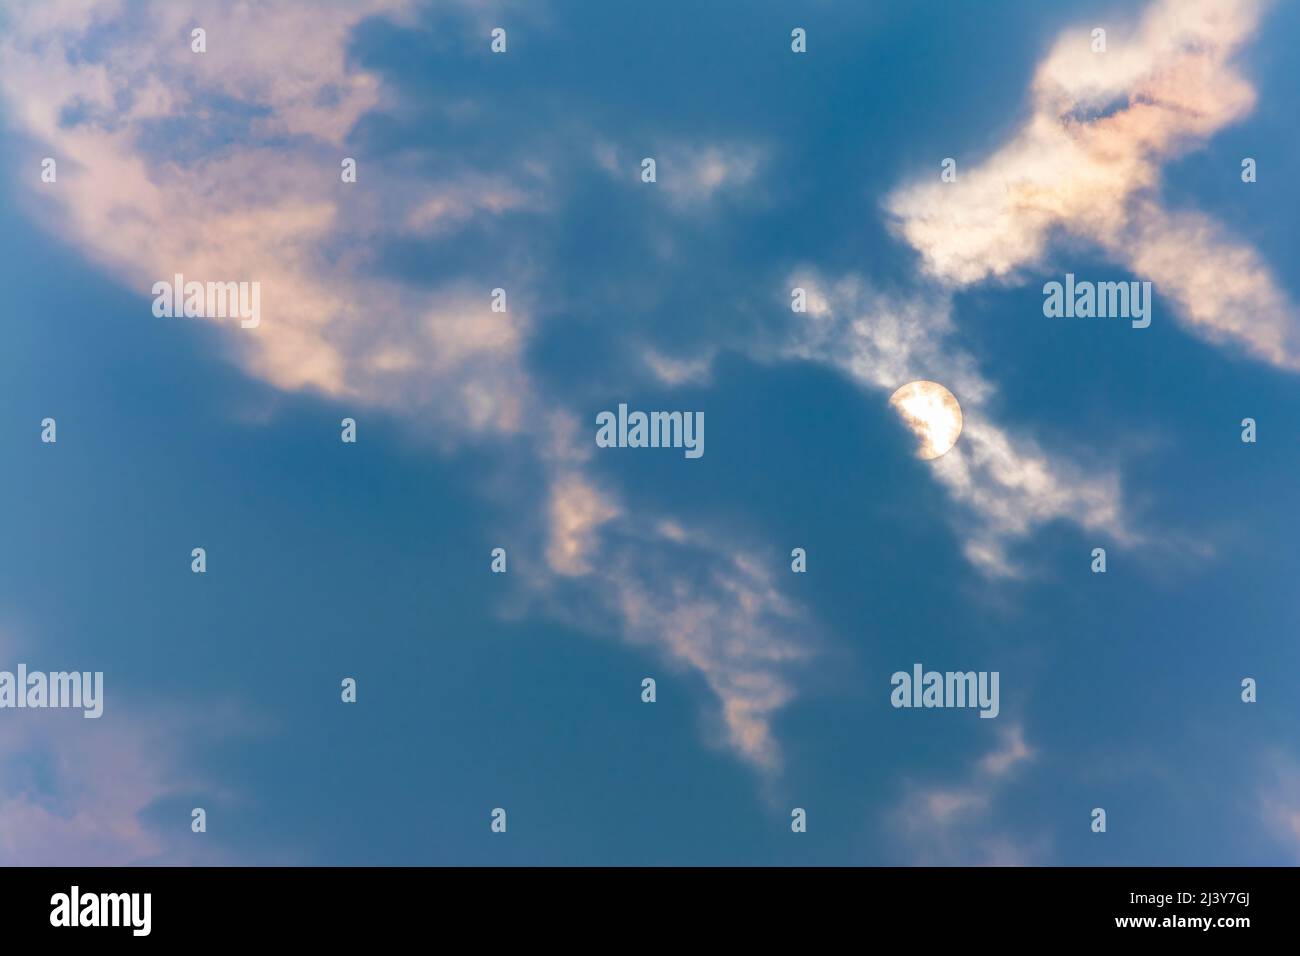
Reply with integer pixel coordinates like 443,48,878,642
888,381,963,460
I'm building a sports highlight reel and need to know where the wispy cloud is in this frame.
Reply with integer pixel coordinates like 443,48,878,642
594,138,764,209
0,706,242,865
658,143,762,208
0,630,258,865
0,1,813,774
890,724,1044,865
776,272,1131,574
1258,750,1300,861
535,437,811,771
543,507,810,771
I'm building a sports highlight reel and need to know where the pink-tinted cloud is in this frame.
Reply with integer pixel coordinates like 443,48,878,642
0,0,535,431
533,439,811,771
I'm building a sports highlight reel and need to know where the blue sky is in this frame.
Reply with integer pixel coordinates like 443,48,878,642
0,0,1298,865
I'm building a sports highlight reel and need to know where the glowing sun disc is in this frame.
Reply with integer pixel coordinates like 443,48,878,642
888,381,963,460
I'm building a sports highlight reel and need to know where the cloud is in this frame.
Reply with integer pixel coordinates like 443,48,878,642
891,724,1043,865
0,0,535,434
595,138,763,209
886,0,1298,370
658,144,762,208
978,723,1034,777
403,176,540,236
644,348,717,386
1,0,401,144
778,273,1131,574
0,707,213,865
1258,752,1300,861
595,524,808,771
545,472,622,576
1,1,818,779
534,439,810,771
0,629,256,866
1123,200,1300,367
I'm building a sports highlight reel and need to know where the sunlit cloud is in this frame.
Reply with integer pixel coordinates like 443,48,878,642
0,0,534,432
0,2,813,774
886,0,1297,369
536,434,811,771
776,272,1131,574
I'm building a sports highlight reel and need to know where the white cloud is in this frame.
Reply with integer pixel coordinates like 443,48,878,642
886,0,1298,370
778,272,1132,574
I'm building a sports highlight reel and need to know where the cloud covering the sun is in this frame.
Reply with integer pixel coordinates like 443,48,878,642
771,273,1131,574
